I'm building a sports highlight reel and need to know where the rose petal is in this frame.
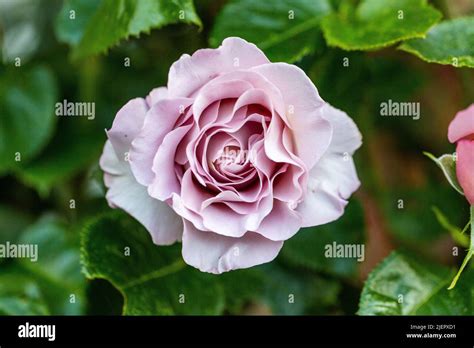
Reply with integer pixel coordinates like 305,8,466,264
456,139,474,205
448,104,474,143
182,220,283,274
148,124,193,201
180,169,213,213
107,98,148,160
192,80,253,122
263,115,307,202
254,200,302,241
297,103,361,227
171,193,207,231
297,180,349,227
100,141,183,245
251,63,332,169
168,37,269,98
200,192,273,237
273,164,305,203
145,87,168,107
319,103,362,156
129,98,193,186
199,70,286,116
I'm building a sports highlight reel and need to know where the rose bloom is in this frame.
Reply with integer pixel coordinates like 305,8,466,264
100,38,362,274
448,104,474,205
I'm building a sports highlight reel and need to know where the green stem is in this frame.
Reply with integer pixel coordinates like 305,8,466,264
461,221,471,235
448,205,474,289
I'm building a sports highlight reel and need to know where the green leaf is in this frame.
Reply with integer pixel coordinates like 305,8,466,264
54,0,101,46
259,264,341,315
400,17,474,68
0,215,85,315
17,215,85,314
210,0,332,63
0,205,33,244
431,206,469,248
0,0,47,63
321,0,441,51
217,268,266,314
424,152,463,195
218,264,341,315
14,121,104,196
281,200,365,279
358,250,473,315
81,212,224,315
81,212,341,315
85,279,124,315
58,0,202,60
0,66,57,174
0,266,50,315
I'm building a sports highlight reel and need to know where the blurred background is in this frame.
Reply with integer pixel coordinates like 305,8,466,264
0,0,473,315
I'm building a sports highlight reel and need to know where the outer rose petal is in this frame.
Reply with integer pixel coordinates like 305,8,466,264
107,89,167,162
254,200,302,241
297,104,362,227
182,220,283,274
456,140,474,205
448,104,474,143
107,98,149,160
146,87,168,107
100,141,183,245
167,37,269,98
251,63,332,170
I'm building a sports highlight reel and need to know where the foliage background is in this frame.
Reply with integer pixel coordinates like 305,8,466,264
0,0,473,315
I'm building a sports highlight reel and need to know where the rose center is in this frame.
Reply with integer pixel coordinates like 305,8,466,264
216,145,244,166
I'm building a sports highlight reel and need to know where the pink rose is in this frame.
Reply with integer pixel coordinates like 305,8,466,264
100,38,362,274
448,104,474,205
